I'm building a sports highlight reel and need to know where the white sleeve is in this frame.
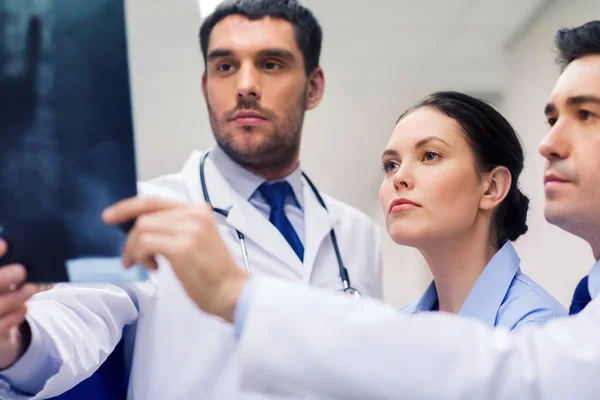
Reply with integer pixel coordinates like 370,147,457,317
237,276,600,400
0,282,150,399
0,316,62,397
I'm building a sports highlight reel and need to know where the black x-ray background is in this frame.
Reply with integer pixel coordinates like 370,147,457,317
0,0,138,282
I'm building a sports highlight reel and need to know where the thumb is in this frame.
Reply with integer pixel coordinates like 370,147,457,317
0,240,7,257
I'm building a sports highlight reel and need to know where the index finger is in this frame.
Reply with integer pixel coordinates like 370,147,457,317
0,240,6,257
102,196,186,225
0,264,27,292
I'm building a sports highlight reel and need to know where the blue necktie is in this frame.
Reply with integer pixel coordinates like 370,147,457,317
258,181,304,261
569,275,591,315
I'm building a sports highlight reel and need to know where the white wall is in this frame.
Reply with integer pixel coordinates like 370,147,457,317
125,0,212,181
502,0,600,307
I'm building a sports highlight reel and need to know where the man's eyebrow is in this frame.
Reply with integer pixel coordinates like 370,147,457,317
206,48,296,61
207,49,233,61
258,49,295,60
566,95,600,107
544,103,556,115
544,95,600,115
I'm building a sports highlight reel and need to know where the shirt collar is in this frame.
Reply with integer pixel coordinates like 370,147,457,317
412,281,439,313
208,144,304,208
588,259,600,299
412,241,521,327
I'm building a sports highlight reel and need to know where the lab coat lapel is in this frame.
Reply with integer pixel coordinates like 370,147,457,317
301,179,338,283
180,150,234,208
226,201,303,276
182,150,303,277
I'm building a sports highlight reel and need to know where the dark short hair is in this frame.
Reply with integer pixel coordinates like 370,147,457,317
397,91,529,245
555,20,600,71
199,0,322,75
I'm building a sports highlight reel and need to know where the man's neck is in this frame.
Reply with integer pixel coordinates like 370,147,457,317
245,161,300,181
215,144,301,181
592,242,600,262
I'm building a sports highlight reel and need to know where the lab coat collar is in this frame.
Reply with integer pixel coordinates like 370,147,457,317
181,149,337,279
588,259,600,299
413,241,521,328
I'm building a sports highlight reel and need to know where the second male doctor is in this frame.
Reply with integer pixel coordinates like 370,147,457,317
0,0,383,398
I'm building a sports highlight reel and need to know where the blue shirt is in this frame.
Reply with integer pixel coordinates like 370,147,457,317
235,242,568,336
397,242,567,329
209,144,305,244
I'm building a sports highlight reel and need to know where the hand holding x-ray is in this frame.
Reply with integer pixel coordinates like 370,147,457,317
102,196,249,322
0,240,38,370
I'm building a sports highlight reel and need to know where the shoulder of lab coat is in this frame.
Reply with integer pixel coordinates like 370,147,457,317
237,276,600,400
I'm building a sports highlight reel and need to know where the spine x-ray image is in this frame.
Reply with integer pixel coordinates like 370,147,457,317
0,0,142,283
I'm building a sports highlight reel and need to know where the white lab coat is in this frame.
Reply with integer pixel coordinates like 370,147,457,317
10,150,383,400
236,277,600,400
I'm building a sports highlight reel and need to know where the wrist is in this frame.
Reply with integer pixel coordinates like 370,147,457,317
215,270,248,323
0,321,31,370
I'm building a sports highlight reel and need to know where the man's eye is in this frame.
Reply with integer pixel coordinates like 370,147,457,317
217,63,233,72
578,109,595,121
263,61,282,70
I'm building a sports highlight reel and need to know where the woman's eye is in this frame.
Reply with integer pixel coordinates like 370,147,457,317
422,151,440,162
382,161,398,173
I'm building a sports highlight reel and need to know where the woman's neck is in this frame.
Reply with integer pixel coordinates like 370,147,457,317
419,229,499,314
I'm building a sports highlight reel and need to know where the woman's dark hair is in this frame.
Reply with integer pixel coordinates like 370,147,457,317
397,91,529,245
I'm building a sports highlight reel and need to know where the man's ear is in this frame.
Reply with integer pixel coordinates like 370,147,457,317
202,72,208,103
305,66,325,110
480,166,512,211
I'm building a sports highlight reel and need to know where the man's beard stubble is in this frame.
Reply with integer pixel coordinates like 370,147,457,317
207,89,307,174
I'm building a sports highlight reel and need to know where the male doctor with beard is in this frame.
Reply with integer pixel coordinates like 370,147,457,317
0,1,382,398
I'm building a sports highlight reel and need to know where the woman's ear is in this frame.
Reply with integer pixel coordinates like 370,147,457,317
480,166,512,211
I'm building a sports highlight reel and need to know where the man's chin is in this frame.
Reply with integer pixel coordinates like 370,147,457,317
544,206,569,228
544,205,589,238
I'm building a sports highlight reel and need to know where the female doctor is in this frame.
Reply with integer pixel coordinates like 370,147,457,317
105,91,565,332
386,91,567,327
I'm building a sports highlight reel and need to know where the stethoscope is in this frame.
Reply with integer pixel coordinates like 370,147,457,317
199,150,361,298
